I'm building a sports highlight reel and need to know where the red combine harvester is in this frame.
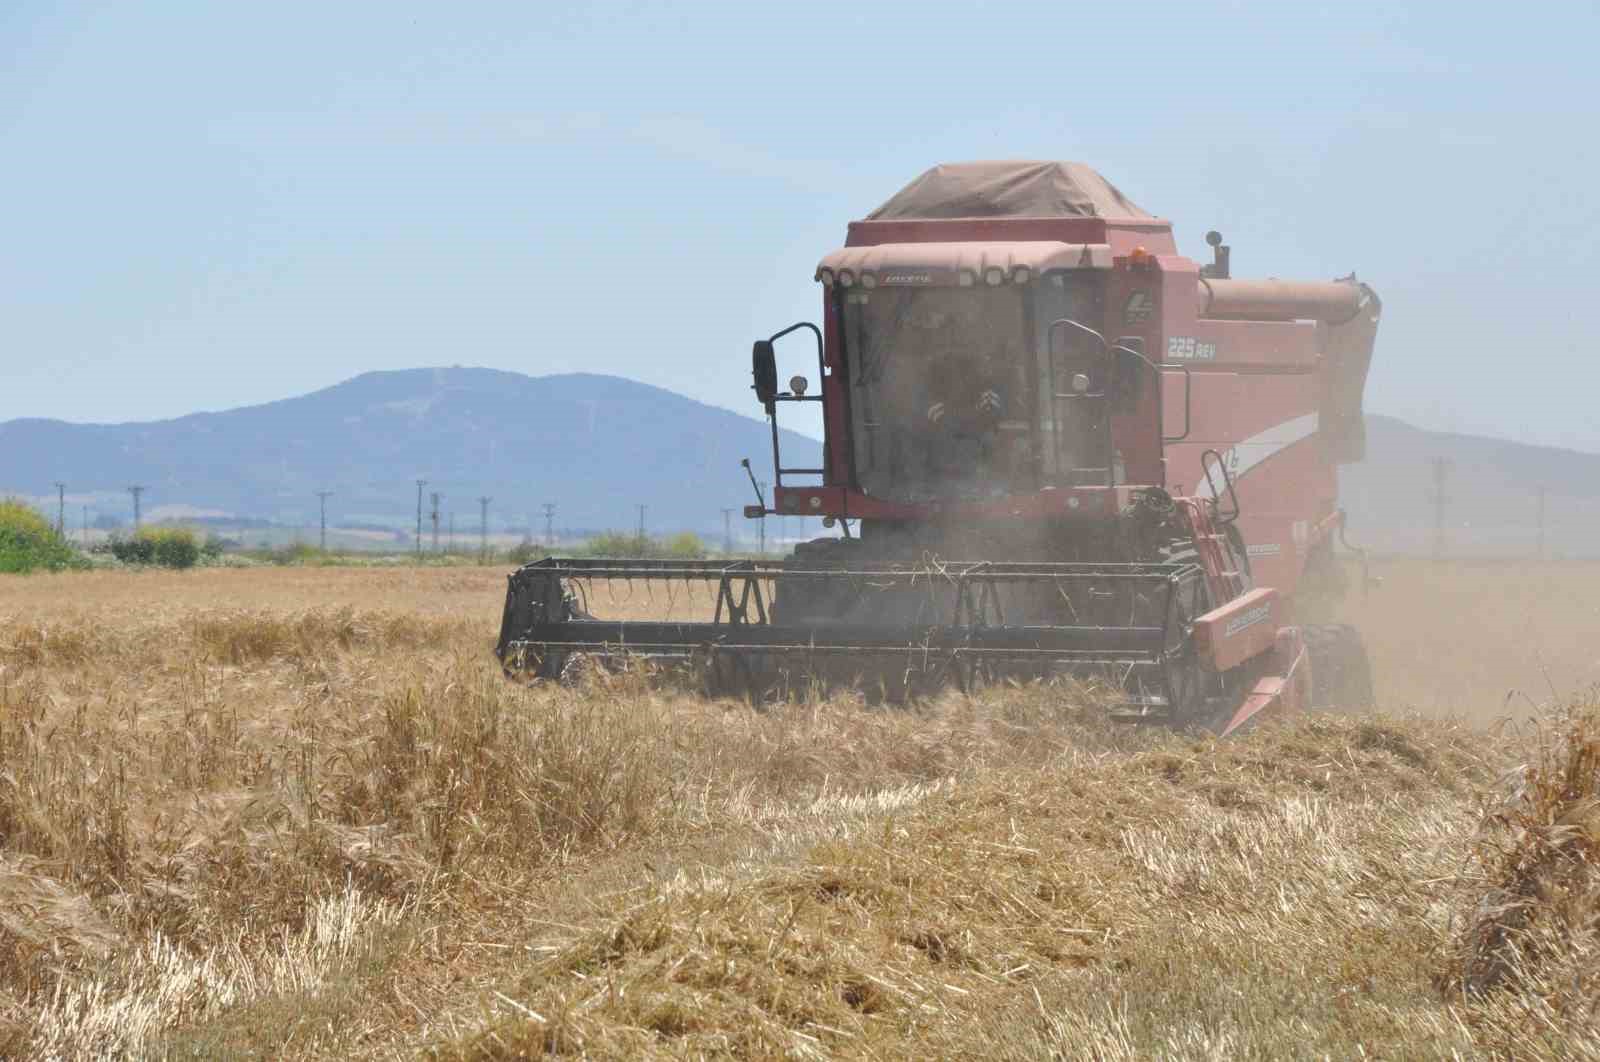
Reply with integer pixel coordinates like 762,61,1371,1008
498,161,1380,735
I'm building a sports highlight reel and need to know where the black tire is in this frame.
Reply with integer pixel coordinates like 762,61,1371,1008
1303,623,1375,712
770,537,858,624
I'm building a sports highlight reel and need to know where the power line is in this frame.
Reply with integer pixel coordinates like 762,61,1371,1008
315,490,334,551
478,496,492,562
128,485,146,530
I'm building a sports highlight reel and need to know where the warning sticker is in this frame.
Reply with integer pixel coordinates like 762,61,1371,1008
1122,291,1155,325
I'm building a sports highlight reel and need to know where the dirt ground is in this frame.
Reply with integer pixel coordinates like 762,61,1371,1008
1328,557,1600,719
0,559,1594,1058
8,554,1592,720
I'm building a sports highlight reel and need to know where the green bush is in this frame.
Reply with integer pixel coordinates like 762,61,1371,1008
506,541,549,566
583,531,650,558
579,530,707,560
254,542,333,566
0,499,86,574
111,527,201,569
663,532,706,559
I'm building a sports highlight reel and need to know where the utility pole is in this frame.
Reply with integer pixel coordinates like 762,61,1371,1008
54,483,65,536
636,504,647,550
1429,457,1452,561
543,503,557,546
415,480,427,557
478,496,492,562
722,508,734,554
81,505,88,547
315,490,333,551
128,485,146,530
448,512,455,554
430,492,442,553
757,480,767,555
1536,485,1547,561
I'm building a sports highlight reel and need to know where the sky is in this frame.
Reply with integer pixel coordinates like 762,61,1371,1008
3,1,1598,451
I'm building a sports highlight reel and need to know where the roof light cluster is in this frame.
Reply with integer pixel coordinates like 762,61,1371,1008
818,265,1035,287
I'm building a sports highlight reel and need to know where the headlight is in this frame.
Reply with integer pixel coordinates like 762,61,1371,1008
839,269,856,288
818,268,835,288
1012,267,1031,285
859,271,876,289
984,267,1004,287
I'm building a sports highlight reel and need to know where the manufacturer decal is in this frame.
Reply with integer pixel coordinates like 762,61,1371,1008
1193,412,1320,500
1246,543,1282,557
1122,290,1156,325
1223,603,1272,638
882,271,935,286
1166,336,1217,361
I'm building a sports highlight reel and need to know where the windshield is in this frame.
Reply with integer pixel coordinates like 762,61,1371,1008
841,287,1032,502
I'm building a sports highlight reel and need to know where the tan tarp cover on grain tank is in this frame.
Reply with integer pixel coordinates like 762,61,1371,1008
867,161,1152,221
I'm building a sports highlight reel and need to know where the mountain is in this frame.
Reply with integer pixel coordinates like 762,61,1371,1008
0,369,821,534
3,370,1595,555
1339,415,1600,557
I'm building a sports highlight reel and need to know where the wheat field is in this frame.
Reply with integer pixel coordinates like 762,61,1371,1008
0,560,1596,1059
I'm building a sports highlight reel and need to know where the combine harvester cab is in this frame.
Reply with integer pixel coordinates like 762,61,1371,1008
498,161,1381,735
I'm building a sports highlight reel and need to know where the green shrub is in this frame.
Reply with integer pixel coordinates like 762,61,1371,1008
111,527,201,569
255,542,333,566
506,541,549,566
0,499,86,574
583,531,649,558
663,532,706,559
580,530,709,559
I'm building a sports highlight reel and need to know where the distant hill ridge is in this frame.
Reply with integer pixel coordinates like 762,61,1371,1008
2,368,1597,553
0,368,821,532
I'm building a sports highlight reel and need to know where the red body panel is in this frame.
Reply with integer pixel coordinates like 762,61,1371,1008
772,210,1368,610
1193,587,1280,673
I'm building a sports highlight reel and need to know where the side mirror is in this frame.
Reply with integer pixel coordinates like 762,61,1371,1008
751,340,778,409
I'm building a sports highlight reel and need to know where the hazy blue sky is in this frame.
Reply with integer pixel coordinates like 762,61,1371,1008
4,2,1598,449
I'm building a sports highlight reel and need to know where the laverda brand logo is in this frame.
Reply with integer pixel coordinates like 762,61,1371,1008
1122,290,1155,325
882,271,935,286
1223,603,1271,638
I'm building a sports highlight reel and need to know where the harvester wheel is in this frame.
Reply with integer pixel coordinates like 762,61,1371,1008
1303,623,1375,712
771,538,859,624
